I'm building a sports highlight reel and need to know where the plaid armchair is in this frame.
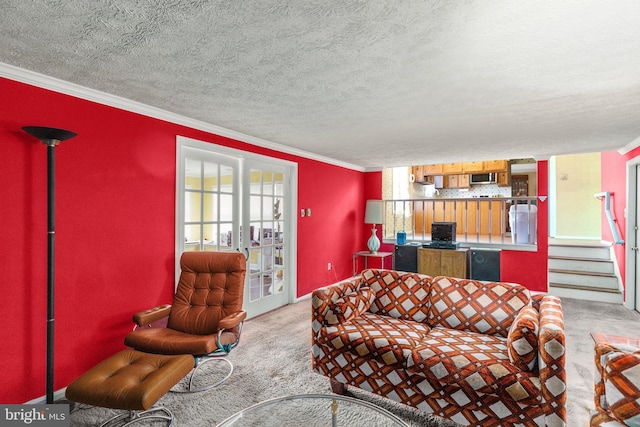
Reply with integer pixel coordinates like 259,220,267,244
591,341,640,426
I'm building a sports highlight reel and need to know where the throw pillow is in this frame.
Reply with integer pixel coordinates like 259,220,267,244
361,269,432,322
507,305,539,371
428,276,531,337
324,287,375,325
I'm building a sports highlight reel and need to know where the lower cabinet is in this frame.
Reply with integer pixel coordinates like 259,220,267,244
418,248,468,278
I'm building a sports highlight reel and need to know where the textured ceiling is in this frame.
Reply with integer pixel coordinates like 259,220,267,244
2,1,640,169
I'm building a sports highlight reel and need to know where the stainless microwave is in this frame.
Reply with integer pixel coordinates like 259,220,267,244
470,173,498,185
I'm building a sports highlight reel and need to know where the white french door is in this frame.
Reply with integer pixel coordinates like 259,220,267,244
243,159,289,315
176,136,297,318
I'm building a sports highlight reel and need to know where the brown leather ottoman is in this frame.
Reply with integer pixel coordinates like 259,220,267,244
66,349,193,425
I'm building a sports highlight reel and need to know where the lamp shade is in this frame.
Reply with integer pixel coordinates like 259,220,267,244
364,200,383,224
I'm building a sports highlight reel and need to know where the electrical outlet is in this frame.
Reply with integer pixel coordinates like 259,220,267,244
327,262,331,270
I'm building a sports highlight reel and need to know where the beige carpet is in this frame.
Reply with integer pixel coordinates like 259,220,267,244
67,296,640,426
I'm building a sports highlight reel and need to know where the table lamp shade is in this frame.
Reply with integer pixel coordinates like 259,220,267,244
364,200,383,224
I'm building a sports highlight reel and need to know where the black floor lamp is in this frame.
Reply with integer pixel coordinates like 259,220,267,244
22,126,77,404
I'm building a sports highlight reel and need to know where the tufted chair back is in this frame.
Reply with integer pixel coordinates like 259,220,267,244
167,251,246,336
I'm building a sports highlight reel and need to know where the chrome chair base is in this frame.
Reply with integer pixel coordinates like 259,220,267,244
99,406,174,427
171,357,234,393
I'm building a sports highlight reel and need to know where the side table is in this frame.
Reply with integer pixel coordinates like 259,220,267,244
353,251,393,276
591,332,640,347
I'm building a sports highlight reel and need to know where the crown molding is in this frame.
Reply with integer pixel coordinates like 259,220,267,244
618,135,640,156
0,62,365,172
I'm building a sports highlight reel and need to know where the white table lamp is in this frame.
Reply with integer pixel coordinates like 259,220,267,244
364,200,383,253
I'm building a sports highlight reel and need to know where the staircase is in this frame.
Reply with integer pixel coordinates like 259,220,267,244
547,240,623,303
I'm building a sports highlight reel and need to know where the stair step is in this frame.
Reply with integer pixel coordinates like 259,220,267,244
548,282,621,293
548,283,624,304
548,270,619,289
548,257,615,275
548,245,611,260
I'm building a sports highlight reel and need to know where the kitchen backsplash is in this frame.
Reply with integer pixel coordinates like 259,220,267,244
410,183,512,198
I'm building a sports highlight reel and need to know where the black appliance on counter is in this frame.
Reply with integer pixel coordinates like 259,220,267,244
426,222,459,249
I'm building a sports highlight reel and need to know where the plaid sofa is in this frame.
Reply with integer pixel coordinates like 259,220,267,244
591,341,640,426
311,269,566,427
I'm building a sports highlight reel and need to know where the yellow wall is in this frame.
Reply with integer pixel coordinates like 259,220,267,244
554,153,601,238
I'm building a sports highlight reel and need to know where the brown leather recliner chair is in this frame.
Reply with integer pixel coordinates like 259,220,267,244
125,251,247,392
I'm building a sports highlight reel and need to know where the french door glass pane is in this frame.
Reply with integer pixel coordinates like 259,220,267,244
220,194,233,222
185,159,201,190
203,162,218,191
219,165,234,193
250,195,261,221
263,196,274,220
202,223,215,251
274,269,284,294
203,193,218,222
274,173,284,195
185,190,201,222
220,222,233,250
185,224,201,251
262,272,273,297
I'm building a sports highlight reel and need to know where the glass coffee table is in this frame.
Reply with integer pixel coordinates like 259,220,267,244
216,394,409,426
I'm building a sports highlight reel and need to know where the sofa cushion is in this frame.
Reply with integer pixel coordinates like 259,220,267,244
507,305,539,371
428,276,530,337
407,327,541,404
361,269,432,322
324,287,376,325
318,312,431,365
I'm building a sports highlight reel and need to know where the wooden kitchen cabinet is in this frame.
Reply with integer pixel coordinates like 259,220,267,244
442,163,463,174
423,164,443,175
412,165,425,182
418,248,468,278
484,160,508,172
497,171,510,187
445,174,470,188
463,161,484,173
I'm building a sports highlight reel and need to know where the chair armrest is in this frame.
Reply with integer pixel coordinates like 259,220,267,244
537,295,566,413
219,310,247,330
311,277,362,332
132,304,172,327
593,341,640,415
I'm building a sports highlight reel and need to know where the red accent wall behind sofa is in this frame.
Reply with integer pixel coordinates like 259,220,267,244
0,77,365,402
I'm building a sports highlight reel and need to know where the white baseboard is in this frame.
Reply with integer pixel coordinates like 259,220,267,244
24,387,68,404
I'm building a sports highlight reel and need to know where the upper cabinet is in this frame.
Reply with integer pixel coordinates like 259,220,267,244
423,164,443,175
412,160,511,186
416,160,509,176
442,163,463,174
462,161,484,173
483,160,509,172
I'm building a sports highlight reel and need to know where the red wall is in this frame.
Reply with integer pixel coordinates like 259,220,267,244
0,77,365,403
500,161,549,292
601,148,640,292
